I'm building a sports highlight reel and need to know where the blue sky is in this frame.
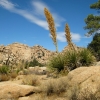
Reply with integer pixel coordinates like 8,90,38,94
0,0,97,51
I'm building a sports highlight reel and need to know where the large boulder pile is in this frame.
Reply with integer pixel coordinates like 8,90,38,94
0,43,54,66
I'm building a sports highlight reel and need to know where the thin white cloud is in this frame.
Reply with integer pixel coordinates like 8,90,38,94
0,0,65,30
57,32,81,42
0,0,15,10
15,9,48,30
32,1,65,28
52,13,65,27
57,32,66,42
71,32,81,42
32,1,50,16
0,0,48,30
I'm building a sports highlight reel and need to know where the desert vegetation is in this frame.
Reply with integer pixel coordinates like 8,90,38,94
28,58,44,67
44,8,96,72
47,48,96,72
44,8,58,53
0,0,100,100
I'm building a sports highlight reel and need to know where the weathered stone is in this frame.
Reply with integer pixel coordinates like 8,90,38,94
0,43,54,67
66,66,100,99
0,82,34,99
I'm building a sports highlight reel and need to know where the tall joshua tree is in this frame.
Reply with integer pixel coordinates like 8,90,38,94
65,24,75,50
44,8,58,52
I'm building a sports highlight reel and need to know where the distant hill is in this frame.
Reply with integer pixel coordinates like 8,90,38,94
0,43,55,66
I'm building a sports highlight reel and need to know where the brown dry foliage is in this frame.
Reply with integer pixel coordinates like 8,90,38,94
22,75,40,86
40,77,68,96
65,24,72,45
44,8,58,52
65,24,75,50
10,72,18,79
0,74,10,81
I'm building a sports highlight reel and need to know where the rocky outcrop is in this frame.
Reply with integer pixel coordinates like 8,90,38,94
66,66,100,99
0,82,37,99
31,45,55,64
0,43,54,66
62,44,83,53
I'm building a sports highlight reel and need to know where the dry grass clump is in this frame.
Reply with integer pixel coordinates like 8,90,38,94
65,86,100,100
22,75,40,86
0,74,10,81
70,89,99,100
9,71,18,79
40,77,68,96
44,8,58,52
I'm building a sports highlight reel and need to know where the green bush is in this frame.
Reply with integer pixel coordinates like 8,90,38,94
79,49,96,66
0,65,10,74
64,50,79,70
29,58,44,67
48,49,96,72
48,54,65,72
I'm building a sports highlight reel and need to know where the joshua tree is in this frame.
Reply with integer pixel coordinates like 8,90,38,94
44,8,58,52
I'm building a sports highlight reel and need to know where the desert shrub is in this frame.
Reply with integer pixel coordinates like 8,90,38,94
41,77,68,95
24,60,29,69
64,50,80,70
16,68,21,74
16,60,26,70
29,58,44,67
79,49,96,66
22,69,29,75
59,69,69,76
0,65,10,74
71,89,98,100
10,71,18,78
47,54,65,72
44,80,54,95
0,74,10,81
22,75,40,86
48,49,95,72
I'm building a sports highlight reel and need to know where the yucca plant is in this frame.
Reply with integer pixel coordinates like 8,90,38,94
79,49,96,66
44,8,58,52
64,50,80,70
47,53,65,72
0,65,10,74
65,24,75,51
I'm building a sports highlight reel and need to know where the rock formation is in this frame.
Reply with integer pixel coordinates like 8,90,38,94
66,66,100,99
62,43,82,52
0,82,36,99
0,43,54,66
